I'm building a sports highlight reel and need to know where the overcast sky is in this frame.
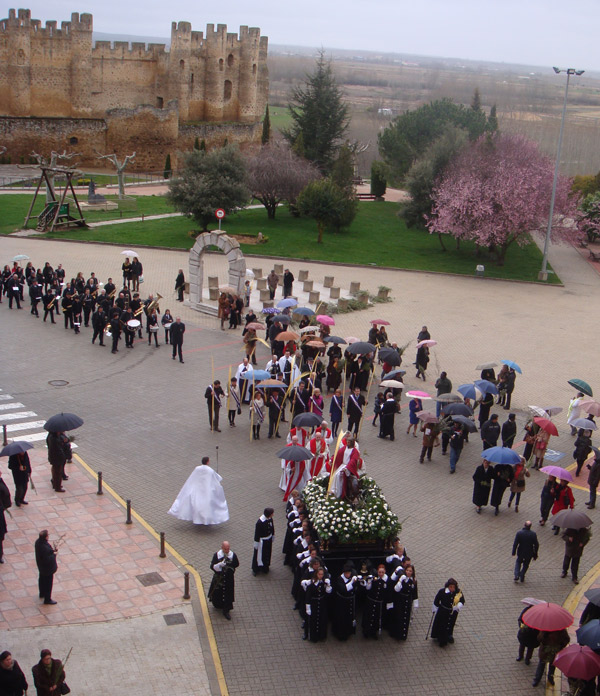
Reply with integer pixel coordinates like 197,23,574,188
12,1,599,71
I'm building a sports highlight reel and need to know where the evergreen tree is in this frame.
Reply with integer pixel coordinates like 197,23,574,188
471,88,482,112
330,144,354,195
194,137,200,150
283,51,350,173
486,104,499,132
261,105,271,145
163,153,172,179
370,161,387,198
292,132,305,158
200,139,206,151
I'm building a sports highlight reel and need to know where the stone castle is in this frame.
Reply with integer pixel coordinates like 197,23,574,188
0,9,269,170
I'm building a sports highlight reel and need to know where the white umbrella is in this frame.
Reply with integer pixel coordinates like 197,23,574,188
299,326,317,334
246,269,255,278
380,380,404,388
12,254,30,262
120,249,138,256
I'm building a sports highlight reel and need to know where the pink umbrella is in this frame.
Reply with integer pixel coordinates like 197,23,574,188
580,400,600,417
406,390,432,400
416,339,437,349
370,319,391,326
346,336,359,344
539,466,573,482
316,315,335,326
554,644,600,680
523,602,573,631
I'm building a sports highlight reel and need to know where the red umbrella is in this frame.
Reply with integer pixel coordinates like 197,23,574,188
370,319,390,325
522,602,573,631
554,644,600,680
534,417,559,436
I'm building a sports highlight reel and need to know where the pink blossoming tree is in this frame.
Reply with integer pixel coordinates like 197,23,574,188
427,133,581,265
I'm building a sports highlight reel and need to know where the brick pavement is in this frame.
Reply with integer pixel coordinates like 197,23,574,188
1,234,599,695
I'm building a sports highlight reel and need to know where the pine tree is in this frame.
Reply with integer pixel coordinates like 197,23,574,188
486,104,499,132
471,88,482,112
261,105,271,145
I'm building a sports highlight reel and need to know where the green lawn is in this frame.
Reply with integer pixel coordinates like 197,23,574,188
3,194,559,283
268,106,293,133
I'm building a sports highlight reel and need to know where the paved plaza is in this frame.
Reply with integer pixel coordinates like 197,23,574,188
0,231,599,695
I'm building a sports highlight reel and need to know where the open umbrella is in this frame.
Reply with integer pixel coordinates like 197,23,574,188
443,403,474,417
554,644,600,680
551,509,593,529
521,597,548,607
457,384,480,401
476,362,498,370
323,336,346,345
585,589,600,607
544,407,564,417
257,379,287,389
569,379,594,397
539,465,573,482
275,444,312,461
44,413,84,432
12,254,30,262
380,380,404,388
120,249,138,256
0,441,34,457
370,319,391,326
416,339,437,349
451,415,477,432
580,400,600,417
534,417,559,436
293,307,315,316
474,379,499,396
417,411,438,423
481,446,522,465
434,392,463,403
316,315,335,326
379,348,402,366
246,269,255,278
292,413,322,429
246,322,266,331
382,369,406,380
262,307,278,314
501,360,522,374
277,330,300,342
306,340,326,348
299,326,317,334
571,418,598,431
239,369,271,381
219,285,237,295
277,298,298,309
528,405,550,418
577,619,600,651
405,390,432,400
347,341,376,355
522,602,574,631
345,336,359,344
273,314,291,324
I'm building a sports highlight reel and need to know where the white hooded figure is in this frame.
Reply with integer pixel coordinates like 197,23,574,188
168,459,229,525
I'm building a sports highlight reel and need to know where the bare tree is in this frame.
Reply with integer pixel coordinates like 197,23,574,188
96,151,136,199
30,150,80,203
245,142,320,219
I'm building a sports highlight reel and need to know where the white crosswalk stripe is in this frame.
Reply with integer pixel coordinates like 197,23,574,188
0,394,14,400
0,402,25,410
5,420,47,433
0,411,37,422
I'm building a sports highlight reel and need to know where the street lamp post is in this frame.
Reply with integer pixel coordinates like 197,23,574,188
538,67,584,282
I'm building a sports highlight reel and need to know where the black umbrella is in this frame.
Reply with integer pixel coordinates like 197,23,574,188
347,341,376,355
382,368,406,380
275,444,312,461
292,412,322,428
323,336,347,345
43,412,84,432
379,348,402,366
584,589,600,607
443,403,474,417
551,509,593,529
450,415,477,432
273,314,291,324
0,441,34,457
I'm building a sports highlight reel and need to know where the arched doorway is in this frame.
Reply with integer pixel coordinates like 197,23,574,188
188,231,246,313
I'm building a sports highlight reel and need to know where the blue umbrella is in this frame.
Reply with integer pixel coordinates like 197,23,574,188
292,307,315,316
481,446,522,465
239,369,271,381
577,619,600,651
501,360,523,374
262,307,278,314
457,383,478,400
277,298,298,309
474,379,499,396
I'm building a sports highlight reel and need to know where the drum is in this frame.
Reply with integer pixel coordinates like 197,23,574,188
163,322,173,329
127,319,141,329
149,326,159,333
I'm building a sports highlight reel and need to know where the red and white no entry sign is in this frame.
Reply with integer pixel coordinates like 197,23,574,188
215,209,225,219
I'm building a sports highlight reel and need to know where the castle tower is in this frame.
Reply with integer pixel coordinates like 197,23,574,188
169,21,192,121
69,12,93,117
6,9,31,116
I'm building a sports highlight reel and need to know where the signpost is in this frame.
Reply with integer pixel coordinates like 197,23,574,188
215,208,225,230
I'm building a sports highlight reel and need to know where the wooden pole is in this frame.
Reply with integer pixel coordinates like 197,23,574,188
356,353,377,442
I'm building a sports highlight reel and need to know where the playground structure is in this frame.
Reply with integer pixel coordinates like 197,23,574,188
23,166,87,232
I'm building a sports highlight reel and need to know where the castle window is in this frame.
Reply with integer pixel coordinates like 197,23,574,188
157,97,164,109
17,49,25,66
180,59,185,70
224,80,232,101
69,137,78,145
190,73,194,86
219,58,224,71
227,53,234,67
252,64,257,76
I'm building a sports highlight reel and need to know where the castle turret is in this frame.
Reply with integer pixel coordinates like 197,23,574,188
7,9,31,116
69,12,93,117
169,21,192,121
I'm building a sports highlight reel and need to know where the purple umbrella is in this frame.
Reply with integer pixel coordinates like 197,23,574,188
539,466,573,482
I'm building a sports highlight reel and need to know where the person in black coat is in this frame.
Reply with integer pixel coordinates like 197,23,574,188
504,368,516,409
516,605,541,664
303,567,332,642
389,564,418,640
204,380,225,431
267,390,282,438
7,274,22,309
332,564,358,641
512,521,539,582
362,565,389,639
347,387,366,437
171,317,186,363
292,383,309,416
478,393,494,429
481,414,500,449
379,393,398,441
35,529,58,604
91,306,107,346
431,578,465,647
0,651,28,695
502,413,517,448
42,290,57,323
0,473,11,563
574,430,593,477
8,451,31,506
472,459,495,513
175,269,185,301
490,463,513,515
46,432,66,492
29,280,43,317
208,541,239,620
283,269,294,298
252,508,275,575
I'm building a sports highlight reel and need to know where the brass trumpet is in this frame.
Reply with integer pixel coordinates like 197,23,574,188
108,288,117,300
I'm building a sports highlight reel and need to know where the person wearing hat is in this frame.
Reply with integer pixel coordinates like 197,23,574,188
31,649,67,696
501,413,517,448
430,578,465,647
0,650,28,695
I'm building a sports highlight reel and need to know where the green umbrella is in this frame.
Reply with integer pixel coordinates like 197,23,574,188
568,378,593,397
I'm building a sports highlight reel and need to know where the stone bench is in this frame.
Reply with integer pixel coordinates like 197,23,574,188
329,287,340,299
298,270,309,282
323,276,334,288
303,280,313,292
308,290,320,304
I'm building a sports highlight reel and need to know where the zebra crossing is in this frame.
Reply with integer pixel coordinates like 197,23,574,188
0,389,77,447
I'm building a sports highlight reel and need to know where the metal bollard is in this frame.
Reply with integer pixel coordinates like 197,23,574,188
183,571,190,599
2,424,7,446
97,471,103,495
126,499,132,524
159,532,166,558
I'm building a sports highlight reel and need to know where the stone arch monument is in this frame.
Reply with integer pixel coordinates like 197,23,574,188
188,231,246,313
